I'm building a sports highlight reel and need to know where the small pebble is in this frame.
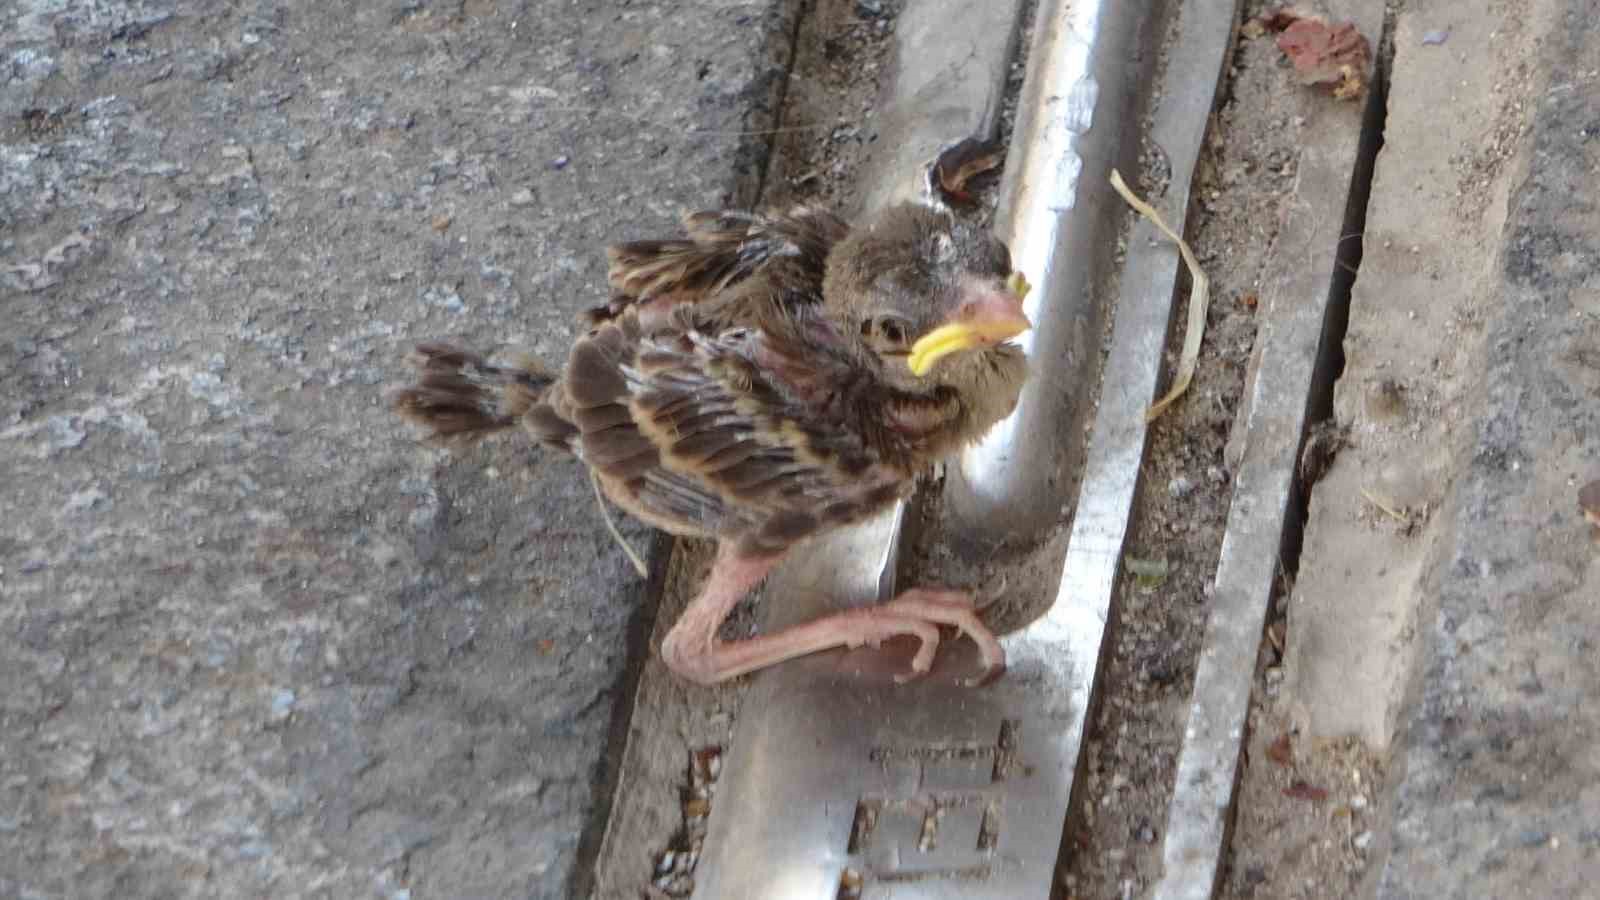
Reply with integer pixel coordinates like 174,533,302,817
1366,378,1406,421
1353,830,1374,851
1350,793,1369,811
1517,829,1551,848
270,688,296,721
1168,475,1195,498
550,155,570,170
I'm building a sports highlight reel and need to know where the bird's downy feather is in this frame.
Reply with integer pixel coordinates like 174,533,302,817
590,205,848,326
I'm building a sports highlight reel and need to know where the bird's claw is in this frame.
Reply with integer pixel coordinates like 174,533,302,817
960,660,1007,688
880,588,1007,688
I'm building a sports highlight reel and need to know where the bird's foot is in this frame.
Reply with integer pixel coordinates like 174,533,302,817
839,612,943,676
877,588,1007,687
657,550,1007,686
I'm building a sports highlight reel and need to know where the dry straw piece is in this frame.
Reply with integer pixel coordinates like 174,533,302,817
1108,168,1212,423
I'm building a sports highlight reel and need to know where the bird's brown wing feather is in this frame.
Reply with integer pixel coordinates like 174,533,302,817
591,206,849,325
555,308,908,556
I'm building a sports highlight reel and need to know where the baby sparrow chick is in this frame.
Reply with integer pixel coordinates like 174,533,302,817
392,202,1029,685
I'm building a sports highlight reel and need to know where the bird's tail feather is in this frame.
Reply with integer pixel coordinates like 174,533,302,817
390,342,554,444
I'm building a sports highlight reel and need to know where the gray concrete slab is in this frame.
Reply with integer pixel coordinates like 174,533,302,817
1284,0,1556,757
1378,0,1600,894
0,1,796,897
1152,2,1384,895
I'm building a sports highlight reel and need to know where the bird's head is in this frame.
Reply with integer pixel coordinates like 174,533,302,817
823,203,1030,425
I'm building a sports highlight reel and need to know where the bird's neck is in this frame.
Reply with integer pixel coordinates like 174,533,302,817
854,384,968,470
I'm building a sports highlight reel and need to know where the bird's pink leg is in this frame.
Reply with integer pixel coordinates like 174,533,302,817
659,545,1005,686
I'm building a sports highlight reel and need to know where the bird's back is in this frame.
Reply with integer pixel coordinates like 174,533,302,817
536,292,914,557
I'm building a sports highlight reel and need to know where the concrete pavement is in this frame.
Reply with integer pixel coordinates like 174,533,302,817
0,1,796,897
1378,0,1600,893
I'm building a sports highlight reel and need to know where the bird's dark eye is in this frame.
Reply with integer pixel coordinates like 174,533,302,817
874,314,909,346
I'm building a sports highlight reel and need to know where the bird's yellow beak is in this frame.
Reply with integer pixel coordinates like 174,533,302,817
907,272,1032,377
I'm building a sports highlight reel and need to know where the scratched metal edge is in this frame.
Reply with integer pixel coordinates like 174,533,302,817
1151,1,1388,896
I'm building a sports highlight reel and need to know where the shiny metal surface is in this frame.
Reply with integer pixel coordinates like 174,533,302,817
694,643,1079,899
692,0,1237,894
1033,0,1244,737
944,0,1156,546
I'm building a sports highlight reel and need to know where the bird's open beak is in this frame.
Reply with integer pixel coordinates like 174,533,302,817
907,272,1032,376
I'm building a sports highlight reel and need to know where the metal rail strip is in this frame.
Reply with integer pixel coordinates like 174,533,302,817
691,0,1236,895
